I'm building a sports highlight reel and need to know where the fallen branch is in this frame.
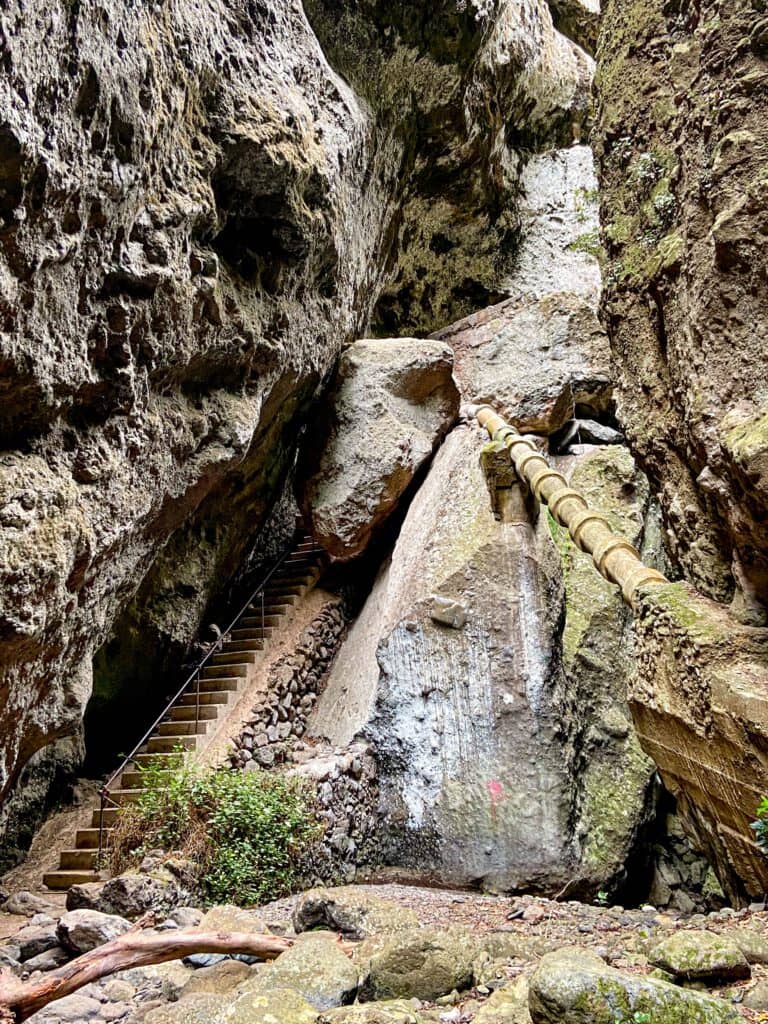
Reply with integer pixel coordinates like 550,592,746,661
0,929,293,1023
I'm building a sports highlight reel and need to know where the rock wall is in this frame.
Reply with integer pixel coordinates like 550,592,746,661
595,0,768,900
594,0,768,617
0,0,591,852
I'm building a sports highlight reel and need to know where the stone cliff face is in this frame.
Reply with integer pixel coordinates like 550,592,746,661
0,0,592,857
594,0,768,619
595,0,768,900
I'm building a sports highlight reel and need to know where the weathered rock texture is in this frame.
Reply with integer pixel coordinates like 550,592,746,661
297,340,459,560
594,0,768,907
632,582,768,903
595,0,768,615
0,0,592,853
309,426,660,896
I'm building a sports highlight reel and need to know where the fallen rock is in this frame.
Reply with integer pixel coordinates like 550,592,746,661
358,927,477,1002
293,887,420,941
473,977,532,1024
180,958,253,998
226,986,322,1024
731,927,768,965
199,905,270,935
145,994,226,1024
649,929,751,982
744,979,768,1011
428,596,467,629
242,932,358,1011
1,890,60,918
66,872,182,919
529,946,740,1023
297,338,459,560
433,292,611,435
23,944,71,971
15,922,60,962
56,909,132,955
320,1001,423,1023
30,993,103,1023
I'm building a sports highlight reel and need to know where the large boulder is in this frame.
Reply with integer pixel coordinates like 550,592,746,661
310,427,658,896
529,946,740,1024
241,933,358,1011
56,908,132,954
225,988,320,1024
434,294,610,436
297,339,459,560
66,871,185,919
649,930,751,983
293,887,419,940
357,926,477,1002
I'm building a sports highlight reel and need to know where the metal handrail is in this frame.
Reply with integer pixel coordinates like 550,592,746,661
94,531,304,866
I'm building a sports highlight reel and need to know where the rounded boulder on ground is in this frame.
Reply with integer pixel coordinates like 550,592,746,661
56,908,132,954
238,932,358,1011
649,929,751,982
293,886,420,940
357,926,478,1003
529,946,741,1024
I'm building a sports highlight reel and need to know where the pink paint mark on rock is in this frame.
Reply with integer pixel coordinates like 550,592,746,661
487,779,505,823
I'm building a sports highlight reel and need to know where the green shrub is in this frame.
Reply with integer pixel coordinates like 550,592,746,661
751,796,768,856
109,760,320,906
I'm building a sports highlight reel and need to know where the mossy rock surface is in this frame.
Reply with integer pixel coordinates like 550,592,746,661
473,977,532,1023
241,933,358,1011
146,994,227,1024
529,946,740,1023
319,999,424,1023
650,930,751,982
225,986,320,1024
358,926,478,1002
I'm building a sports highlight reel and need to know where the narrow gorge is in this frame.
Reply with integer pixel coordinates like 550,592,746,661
1,1,767,1023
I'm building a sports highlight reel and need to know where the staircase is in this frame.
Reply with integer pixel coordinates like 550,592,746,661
43,531,325,891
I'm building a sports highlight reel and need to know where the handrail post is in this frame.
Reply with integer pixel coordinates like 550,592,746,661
96,788,106,872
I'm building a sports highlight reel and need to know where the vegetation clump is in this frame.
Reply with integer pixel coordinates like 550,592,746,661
109,759,320,906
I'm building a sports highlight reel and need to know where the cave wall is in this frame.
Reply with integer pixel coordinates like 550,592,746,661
0,0,592,852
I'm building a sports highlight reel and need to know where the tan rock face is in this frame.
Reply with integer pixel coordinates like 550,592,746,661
310,427,659,896
0,0,590,852
594,0,768,614
297,339,459,560
433,293,611,435
631,582,768,903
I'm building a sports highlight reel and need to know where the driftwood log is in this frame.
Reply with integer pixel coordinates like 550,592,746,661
0,928,295,1023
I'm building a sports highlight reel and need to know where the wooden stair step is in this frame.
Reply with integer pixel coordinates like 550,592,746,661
202,663,249,679
60,849,99,870
241,613,285,626
156,720,211,737
144,734,200,753
89,806,120,829
177,690,236,707
190,676,243,692
167,704,219,722
120,768,174,789
224,640,266,654
230,627,275,640
76,828,105,849
44,870,102,891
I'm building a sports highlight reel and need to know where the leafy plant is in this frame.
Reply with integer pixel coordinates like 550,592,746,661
109,760,320,906
750,796,768,856
595,889,610,907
